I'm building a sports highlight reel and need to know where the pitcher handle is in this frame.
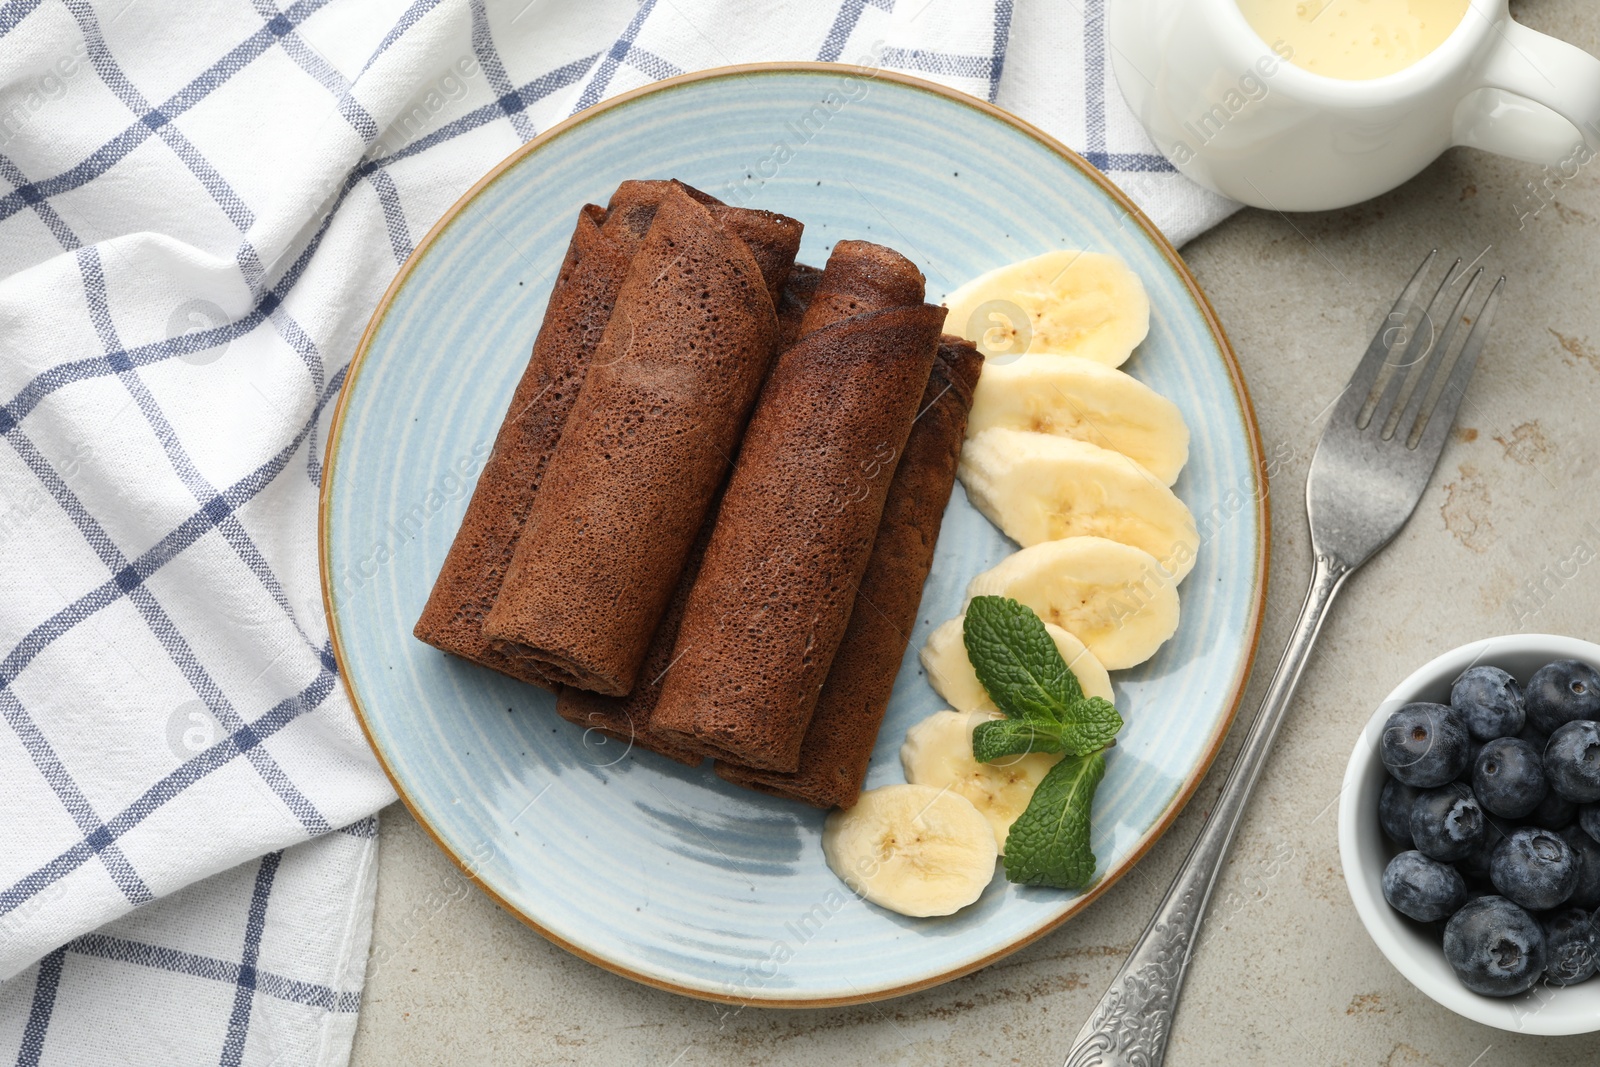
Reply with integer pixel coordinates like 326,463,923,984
1454,18,1600,170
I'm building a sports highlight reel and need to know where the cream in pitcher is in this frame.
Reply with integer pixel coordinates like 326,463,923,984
1235,0,1471,79
1108,0,1600,209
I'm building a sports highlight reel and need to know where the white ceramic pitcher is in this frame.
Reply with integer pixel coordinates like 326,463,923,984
1108,0,1600,210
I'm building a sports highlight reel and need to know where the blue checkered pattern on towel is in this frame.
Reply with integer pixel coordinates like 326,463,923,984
0,1,1232,1063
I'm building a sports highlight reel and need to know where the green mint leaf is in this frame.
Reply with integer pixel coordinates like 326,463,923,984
1056,697,1123,755
961,597,1122,891
963,595,1083,722
1002,751,1106,889
971,717,1068,763
971,698,1122,762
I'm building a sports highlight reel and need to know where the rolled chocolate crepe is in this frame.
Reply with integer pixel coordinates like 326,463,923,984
553,503,717,766
553,260,825,763
715,336,983,806
413,182,680,683
775,263,822,349
651,241,947,770
482,185,801,696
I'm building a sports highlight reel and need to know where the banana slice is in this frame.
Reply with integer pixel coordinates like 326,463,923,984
965,536,1180,670
920,615,1113,715
966,353,1189,485
942,251,1150,367
959,429,1199,582
901,710,1061,854
821,783,998,917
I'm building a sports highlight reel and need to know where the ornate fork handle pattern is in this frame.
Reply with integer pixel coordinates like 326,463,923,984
1063,874,1200,1067
1064,554,1351,1067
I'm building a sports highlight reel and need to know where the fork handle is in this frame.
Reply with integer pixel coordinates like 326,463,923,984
1063,552,1352,1067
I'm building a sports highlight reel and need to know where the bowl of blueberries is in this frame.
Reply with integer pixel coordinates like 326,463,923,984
1339,634,1600,1035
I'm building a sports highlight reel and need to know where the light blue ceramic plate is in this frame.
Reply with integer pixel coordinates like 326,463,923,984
321,65,1268,1006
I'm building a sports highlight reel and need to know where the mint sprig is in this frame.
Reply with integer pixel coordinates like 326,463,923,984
1002,751,1106,888
964,594,1085,717
963,595,1123,890
971,696,1121,762
971,717,1066,763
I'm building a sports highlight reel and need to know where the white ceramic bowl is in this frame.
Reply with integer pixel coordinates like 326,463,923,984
1339,633,1600,1035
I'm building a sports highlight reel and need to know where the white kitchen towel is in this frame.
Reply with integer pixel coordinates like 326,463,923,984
0,1,1236,1063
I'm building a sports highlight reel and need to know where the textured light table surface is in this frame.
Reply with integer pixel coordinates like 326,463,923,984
349,4,1600,1063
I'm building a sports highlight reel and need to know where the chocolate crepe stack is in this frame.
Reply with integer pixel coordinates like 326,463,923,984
418,188,980,805
478,184,801,696
714,334,982,806
650,241,947,771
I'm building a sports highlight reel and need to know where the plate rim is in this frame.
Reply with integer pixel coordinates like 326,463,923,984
318,61,1272,1008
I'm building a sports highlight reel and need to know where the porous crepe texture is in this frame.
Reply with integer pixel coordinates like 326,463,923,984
775,262,823,349
418,201,961,800
553,262,826,765
482,184,802,696
553,494,720,766
651,241,946,771
795,240,928,336
715,335,983,806
412,182,673,683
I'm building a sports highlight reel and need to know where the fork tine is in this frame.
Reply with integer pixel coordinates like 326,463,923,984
1388,268,1483,441
1368,259,1461,434
1410,276,1505,452
1349,250,1439,428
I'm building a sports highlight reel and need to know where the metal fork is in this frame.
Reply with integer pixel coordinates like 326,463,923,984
1062,252,1505,1067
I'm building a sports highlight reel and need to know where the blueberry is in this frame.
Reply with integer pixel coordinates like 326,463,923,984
1529,790,1578,831
1443,895,1548,996
1456,738,1486,784
1487,810,1518,836
1380,778,1420,846
1452,665,1526,741
1485,812,1519,846
1580,804,1600,845
1380,703,1470,788
1383,850,1468,922
1465,815,1519,883
1410,782,1485,862
1491,827,1580,910
1458,833,1497,883
1473,737,1548,818
1545,720,1600,803
1525,660,1600,736
1519,722,1552,754
1541,907,1600,985
1559,826,1600,910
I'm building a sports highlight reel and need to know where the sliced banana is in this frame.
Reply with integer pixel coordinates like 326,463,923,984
942,251,1150,367
821,783,998,917
965,536,1180,670
966,353,1189,485
919,615,1113,716
959,429,1199,582
901,710,1063,854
